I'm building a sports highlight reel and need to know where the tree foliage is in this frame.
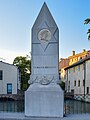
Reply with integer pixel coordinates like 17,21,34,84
59,81,65,90
84,18,90,40
13,56,31,90
84,18,90,24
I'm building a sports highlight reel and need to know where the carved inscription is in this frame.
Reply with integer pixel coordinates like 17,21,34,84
34,66,56,69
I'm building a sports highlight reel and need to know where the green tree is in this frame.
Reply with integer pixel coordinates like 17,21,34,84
84,18,90,39
13,56,31,90
59,81,65,90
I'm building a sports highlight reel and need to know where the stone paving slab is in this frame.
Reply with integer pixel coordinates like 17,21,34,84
0,112,90,120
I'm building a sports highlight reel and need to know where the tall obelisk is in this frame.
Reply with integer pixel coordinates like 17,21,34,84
25,2,64,117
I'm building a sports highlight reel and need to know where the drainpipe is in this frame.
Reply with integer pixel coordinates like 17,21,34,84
83,62,86,99
66,69,69,92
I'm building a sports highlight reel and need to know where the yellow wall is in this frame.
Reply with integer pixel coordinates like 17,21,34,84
68,51,89,65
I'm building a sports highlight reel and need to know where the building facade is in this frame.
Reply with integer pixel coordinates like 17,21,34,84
0,61,20,94
59,49,90,82
59,58,69,82
65,56,90,101
68,49,90,65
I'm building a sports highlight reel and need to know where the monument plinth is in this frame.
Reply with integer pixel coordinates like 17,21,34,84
25,2,64,117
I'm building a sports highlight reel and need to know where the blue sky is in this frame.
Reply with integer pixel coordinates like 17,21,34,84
0,0,90,63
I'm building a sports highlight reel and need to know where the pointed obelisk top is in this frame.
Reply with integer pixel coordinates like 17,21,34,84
42,2,47,7
32,2,58,30
42,2,49,10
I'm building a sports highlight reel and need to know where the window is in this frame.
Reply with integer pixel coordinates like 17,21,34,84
74,80,76,86
7,84,12,94
83,80,85,86
80,57,82,59
78,65,80,71
73,67,75,72
68,81,70,92
87,87,89,94
78,80,80,87
68,81,70,87
0,70,3,80
71,89,74,93
83,63,85,70
69,69,71,74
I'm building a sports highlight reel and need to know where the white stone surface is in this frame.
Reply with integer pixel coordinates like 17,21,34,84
25,83,64,117
25,2,64,117
29,2,59,85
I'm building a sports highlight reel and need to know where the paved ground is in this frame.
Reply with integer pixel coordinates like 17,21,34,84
0,113,90,120
0,112,90,120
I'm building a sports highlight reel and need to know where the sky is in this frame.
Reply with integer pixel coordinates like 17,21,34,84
0,0,90,64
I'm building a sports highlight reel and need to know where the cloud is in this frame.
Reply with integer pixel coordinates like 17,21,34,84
0,49,27,64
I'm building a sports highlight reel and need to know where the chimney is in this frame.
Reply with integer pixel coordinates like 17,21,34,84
72,51,75,55
83,49,86,52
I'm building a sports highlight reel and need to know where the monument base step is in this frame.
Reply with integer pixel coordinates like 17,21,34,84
25,83,64,117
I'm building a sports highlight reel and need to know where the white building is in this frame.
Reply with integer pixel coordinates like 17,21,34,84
65,56,90,101
0,61,20,94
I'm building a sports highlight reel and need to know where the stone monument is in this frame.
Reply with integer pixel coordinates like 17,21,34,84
25,2,64,117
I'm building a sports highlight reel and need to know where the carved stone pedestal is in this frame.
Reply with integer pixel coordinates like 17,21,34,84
25,83,64,117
